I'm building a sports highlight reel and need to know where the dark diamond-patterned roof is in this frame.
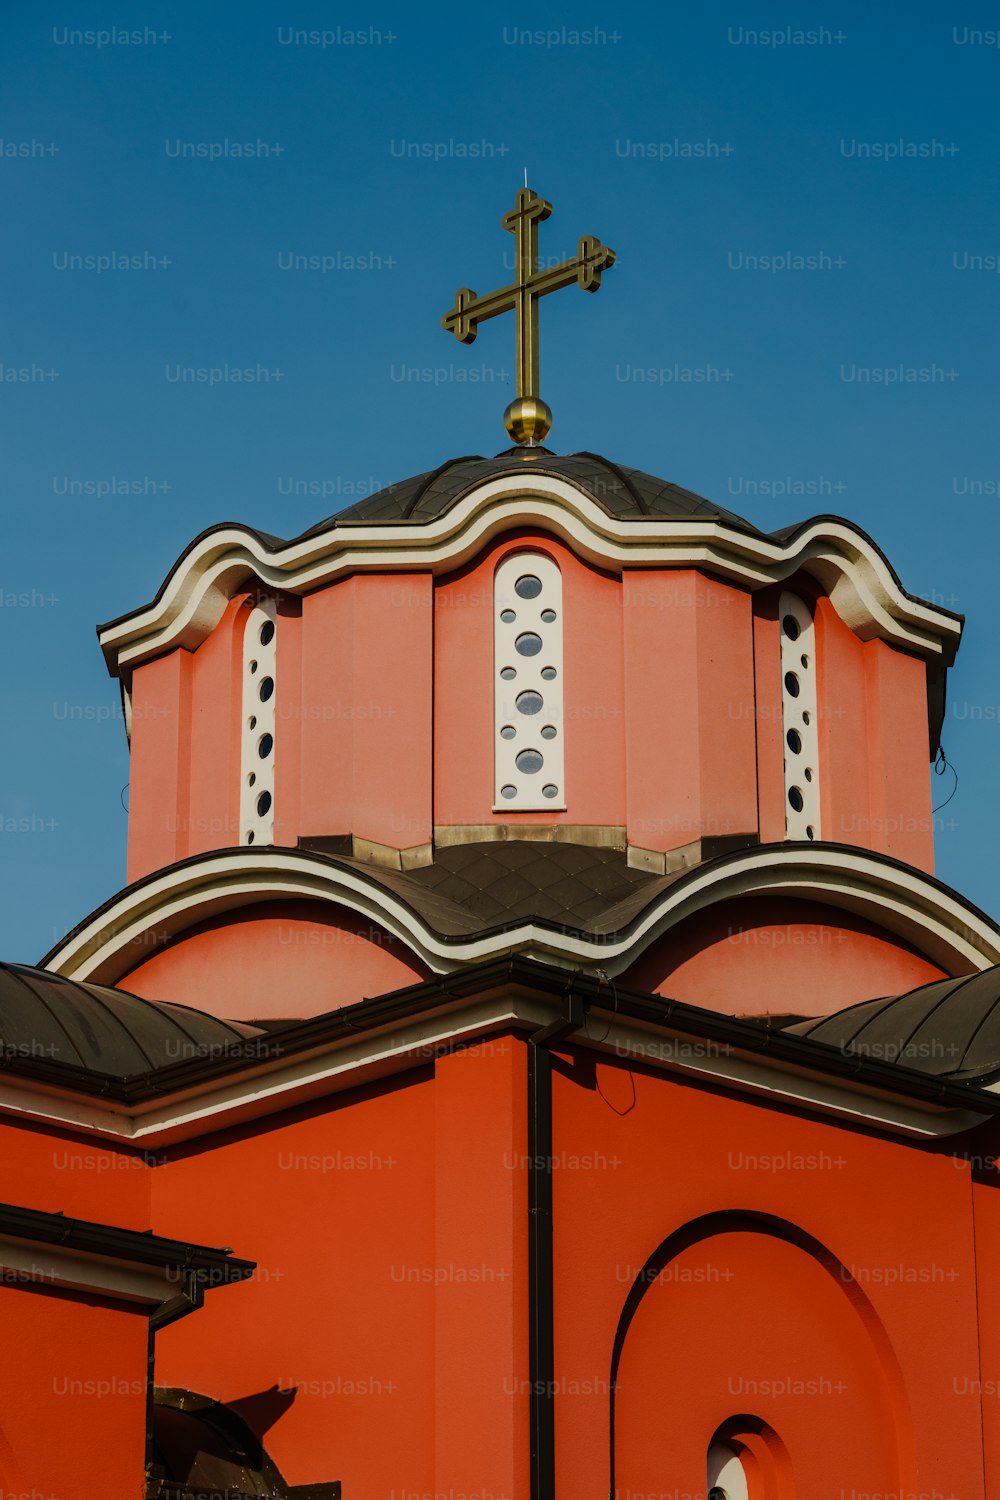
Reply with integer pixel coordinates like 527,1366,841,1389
329,841,685,941
409,841,653,925
296,448,763,539
785,970,1000,1082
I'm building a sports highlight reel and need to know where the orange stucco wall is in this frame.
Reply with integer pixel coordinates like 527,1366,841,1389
624,569,759,853
152,1040,530,1498
549,1043,985,1498
299,573,434,850
124,549,939,887
0,1285,150,1500
813,595,934,871
119,899,432,1019
128,594,251,880
624,896,947,1015
971,1132,1000,1494
127,646,192,880
0,1114,152,1229
862,635,935,869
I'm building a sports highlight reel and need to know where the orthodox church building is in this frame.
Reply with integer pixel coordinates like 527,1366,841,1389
4,191,1000,1499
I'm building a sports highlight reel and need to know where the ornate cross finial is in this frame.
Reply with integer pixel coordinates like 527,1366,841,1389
441,187,615,447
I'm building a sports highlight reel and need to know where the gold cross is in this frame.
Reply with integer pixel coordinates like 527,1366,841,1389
441,187,615,446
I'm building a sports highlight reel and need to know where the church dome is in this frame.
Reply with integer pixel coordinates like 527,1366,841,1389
786,969,1000,1083
297,447,765,539
0,962,263,1078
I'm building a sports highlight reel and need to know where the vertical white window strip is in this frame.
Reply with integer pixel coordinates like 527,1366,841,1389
240,598,277,845
494,553,565,811
779,591,820,841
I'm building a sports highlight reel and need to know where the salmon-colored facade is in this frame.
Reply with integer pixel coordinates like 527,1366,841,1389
3,445,999,1500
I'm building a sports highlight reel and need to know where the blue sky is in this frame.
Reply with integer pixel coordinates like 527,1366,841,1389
2,3,999,961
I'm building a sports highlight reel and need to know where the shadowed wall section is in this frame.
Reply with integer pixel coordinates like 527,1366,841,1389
610,1213,913,1498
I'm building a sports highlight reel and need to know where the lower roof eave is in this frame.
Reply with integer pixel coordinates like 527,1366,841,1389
0,1200,253,1314
0,960,992,1147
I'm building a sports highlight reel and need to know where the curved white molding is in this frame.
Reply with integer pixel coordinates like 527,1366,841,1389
97,476,961,676
42,844,1000,988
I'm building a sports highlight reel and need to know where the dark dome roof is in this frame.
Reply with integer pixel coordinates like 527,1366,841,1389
786,970,1000,1083
0,962,263,1079
297,448,763,540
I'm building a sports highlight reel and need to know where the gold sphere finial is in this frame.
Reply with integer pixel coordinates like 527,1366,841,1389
504,396,553,446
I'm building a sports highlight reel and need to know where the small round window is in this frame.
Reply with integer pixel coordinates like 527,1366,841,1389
515,574,542,599
516,633,543,657
516,691,544,716
516,749,544,775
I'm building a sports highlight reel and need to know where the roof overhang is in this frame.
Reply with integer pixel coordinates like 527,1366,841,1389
0,1201,254,1326
0,961,992,1148
96,475,962,681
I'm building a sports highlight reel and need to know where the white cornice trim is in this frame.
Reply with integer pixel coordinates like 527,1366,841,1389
97,476,961,675
0,1233,185,1308
0,988,985,1147
42,844,1000,987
